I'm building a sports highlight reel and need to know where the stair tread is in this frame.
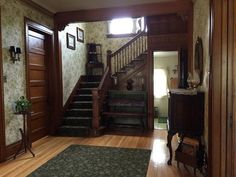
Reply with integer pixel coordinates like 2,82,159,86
64,117,92,119
68,108,92,111
103,112,145,116
79,88,94,90
75,94,92,96
81,81,100,84
73,101,92,103
58,125,90,129
109,99,145,107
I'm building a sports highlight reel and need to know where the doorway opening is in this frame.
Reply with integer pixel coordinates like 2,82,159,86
25,19,57,144
153,51,179,130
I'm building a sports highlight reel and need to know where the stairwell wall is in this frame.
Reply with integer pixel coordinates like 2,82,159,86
60,23,87,105
86,21,132,67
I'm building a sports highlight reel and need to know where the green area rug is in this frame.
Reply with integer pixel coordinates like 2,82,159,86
158,117,167,123
28,145,151,177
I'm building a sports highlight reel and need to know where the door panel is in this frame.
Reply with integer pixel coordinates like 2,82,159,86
28,29,49,142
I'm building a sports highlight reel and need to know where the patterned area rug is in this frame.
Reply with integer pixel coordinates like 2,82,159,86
28,145,151,177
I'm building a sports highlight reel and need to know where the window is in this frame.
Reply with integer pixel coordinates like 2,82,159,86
108,17,145,36
109,18,134,35
154,69,168,98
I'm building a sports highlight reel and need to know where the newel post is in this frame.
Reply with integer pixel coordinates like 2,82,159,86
107,50,112,74
92,89,99,134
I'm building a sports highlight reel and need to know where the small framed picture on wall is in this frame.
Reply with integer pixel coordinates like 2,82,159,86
77,27,84,43
66,33,76,50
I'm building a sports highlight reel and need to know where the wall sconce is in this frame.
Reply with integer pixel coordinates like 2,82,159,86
9,46,21,63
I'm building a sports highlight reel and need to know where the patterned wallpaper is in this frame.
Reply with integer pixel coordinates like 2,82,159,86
61,23,87,105
193,0,210,150
86,21,132,67
1,0,53,145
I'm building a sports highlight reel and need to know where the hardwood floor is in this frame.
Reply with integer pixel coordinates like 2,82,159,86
0,130,202,177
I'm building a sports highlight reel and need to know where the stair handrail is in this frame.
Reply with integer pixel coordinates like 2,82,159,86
110,31,146,57
91,67,111,134
107,31,147,75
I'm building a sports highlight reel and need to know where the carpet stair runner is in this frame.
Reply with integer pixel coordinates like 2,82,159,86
103,90,147,132
57,75,102,137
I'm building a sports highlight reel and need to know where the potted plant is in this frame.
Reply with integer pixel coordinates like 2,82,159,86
15,96,31,114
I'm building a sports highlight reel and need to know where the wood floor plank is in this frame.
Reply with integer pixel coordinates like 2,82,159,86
0,130,203,177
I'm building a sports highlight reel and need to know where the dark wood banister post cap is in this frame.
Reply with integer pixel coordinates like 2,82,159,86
107,50,112,55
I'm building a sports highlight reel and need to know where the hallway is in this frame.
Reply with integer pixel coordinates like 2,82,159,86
0,130,202,177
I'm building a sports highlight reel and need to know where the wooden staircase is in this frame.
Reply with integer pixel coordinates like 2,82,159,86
57,75,103,137
58,31,148,137
101,31,148,132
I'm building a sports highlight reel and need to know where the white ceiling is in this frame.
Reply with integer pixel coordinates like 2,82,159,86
31,0,174,13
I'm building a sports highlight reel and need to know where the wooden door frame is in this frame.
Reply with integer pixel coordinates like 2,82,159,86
209,0,233,176
231,0,236,176
0,7,6,162
25,18,57,144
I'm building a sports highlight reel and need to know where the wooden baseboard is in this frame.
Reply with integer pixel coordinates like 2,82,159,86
5,141,23,160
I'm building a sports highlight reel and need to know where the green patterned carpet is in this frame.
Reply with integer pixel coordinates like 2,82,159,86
28,145,151,177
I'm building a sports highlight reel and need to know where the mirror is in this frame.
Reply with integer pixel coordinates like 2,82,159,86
194,37,203,85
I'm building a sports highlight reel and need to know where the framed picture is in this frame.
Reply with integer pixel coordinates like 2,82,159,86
77,27,84,43
66,33,76,50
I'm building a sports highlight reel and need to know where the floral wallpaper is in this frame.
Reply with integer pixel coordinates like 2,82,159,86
61,23,87,105
1,0,53,145
86,21,133,67
193,0,210,151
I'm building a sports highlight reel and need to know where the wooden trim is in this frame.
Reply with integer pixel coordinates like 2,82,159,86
19,0,54,17
106,33,137,38
5,141,22,160
227,0,233,176
147,49,154,130
63,77,83,114
0,7,6,162
232,0,236,176
209,0,229,176
25,18,57,144
55,1,193,31
54,29,63,128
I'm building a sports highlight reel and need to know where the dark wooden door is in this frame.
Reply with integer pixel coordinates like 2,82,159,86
27,29,49,142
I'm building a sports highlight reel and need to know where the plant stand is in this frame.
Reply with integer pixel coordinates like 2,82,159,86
14,113,35,159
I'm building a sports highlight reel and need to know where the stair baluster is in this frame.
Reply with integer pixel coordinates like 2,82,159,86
109,31,146,76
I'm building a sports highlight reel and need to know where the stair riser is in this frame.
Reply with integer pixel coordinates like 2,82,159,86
110,107,144,113
65,110,93,117
78,89,92,94
74,96,92,101
82,76,102,82
80,83,99,88
63,118,92,126
57,128,89,137
70,102,92,109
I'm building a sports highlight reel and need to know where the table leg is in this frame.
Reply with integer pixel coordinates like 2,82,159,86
13,128,24,159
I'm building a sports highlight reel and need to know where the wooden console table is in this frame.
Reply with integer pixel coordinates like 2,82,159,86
14,112,35,159
167,89,204,165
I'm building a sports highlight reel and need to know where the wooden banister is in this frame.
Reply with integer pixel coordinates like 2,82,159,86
110,31,146,57
92,67,111,134
109,31,147,75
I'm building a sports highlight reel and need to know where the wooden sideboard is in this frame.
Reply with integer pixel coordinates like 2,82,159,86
167,89,204,165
